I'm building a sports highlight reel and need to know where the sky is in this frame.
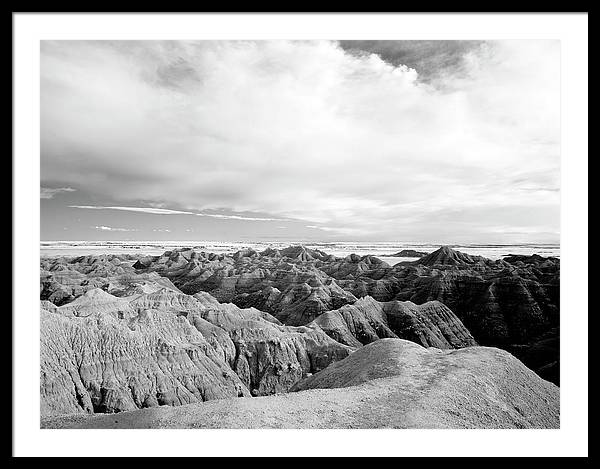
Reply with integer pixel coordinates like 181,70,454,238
40,40,560,243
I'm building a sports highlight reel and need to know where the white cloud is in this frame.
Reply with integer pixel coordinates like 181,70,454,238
72,205,195,215
42,40,560,242
69,205,283,221
41,187,76,199
306,224,370,237
93,225,137,232
195,213,282,221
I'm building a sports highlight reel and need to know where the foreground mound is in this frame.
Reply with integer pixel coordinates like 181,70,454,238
42,339,559,429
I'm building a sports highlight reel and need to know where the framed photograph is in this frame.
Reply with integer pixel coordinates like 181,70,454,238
13,12,588,458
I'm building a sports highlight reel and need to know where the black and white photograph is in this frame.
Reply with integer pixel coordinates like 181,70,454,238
13,12,588,458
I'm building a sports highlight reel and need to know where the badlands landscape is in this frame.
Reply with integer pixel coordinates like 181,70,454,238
40,245,560,429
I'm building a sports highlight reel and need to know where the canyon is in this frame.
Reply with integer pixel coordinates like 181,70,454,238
40,245,560,428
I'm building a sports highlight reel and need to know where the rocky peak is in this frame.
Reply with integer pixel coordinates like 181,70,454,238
279,245,328,262
417,246,480,266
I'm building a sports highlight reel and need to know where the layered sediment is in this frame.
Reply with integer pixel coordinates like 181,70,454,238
40,245,560,425
127,245,560,381
41,285,352,417
42,339,559,429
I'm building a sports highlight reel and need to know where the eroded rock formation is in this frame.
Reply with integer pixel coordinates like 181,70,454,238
127,245,559,382
40,296,249,417
40,283,352,417
390,249,429,257
42,339,560,429
40,244,560,421
309,296,477,349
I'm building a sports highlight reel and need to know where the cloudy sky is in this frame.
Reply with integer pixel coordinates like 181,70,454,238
41,40,560,243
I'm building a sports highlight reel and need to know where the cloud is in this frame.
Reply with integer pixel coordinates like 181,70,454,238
71,205,195,215
69,205,283,221
93,225,137,232
42,40,560,242
41,187,76,199
195,213,282,221
306,224,371,237
338,40,485,84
